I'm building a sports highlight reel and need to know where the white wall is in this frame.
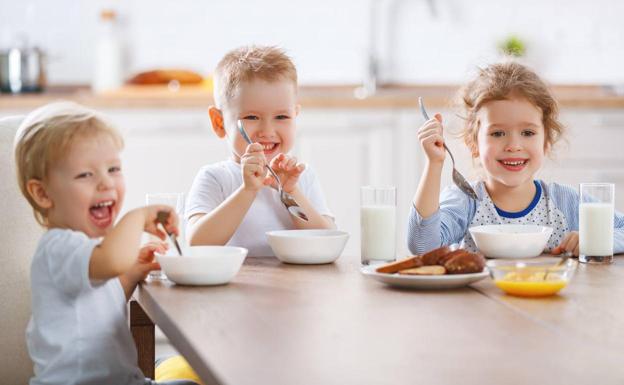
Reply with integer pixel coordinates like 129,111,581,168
1,0,624,86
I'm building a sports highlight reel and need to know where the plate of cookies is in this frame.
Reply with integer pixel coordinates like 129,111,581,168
361,246,488,289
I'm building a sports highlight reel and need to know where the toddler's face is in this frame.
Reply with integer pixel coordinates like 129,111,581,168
44,134,125,237
475,96,546,189
224,79,299,162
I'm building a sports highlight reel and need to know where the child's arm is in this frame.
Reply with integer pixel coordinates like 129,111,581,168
407,186,473,255
408,114,474,254
268,153,335,230
187,143,266,246
89,205,178,280
289,187,335,229
412,113,446,218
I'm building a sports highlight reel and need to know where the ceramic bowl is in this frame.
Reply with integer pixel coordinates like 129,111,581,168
157,246,247,285
486,257,577,297
266,230,349,264
469,224,553,258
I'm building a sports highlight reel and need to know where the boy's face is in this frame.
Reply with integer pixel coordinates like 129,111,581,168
223,79,299,162
476,96,546,191
44,134,125,237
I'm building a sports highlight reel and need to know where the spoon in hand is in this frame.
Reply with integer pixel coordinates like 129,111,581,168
236,120,309,222
418,97,480,201
156,211,183,256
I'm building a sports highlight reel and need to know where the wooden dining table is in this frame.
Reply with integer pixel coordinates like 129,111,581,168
130,255,624,385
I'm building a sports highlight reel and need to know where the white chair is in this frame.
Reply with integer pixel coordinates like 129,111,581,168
0,115,41,384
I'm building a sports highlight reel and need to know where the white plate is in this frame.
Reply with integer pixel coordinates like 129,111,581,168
361,265,489,289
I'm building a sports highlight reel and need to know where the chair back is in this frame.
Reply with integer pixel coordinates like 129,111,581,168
0,115,42,384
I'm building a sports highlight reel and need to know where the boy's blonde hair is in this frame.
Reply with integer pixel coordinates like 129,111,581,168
457,61,564,157
13,101,123,226
213,45,297,109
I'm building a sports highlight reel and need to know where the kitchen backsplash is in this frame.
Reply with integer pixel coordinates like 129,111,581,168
1,0,623,85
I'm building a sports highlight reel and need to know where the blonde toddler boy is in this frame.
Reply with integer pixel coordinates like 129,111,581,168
14,101,199,385
186,45,335,255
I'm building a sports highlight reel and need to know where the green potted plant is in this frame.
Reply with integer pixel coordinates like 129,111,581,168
498,35,526,58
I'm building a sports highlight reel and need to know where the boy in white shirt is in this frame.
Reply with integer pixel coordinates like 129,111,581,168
186,45,335,255
14,101,199,385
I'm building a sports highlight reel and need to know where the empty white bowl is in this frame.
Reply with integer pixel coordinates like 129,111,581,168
157,246,248,285
469,224,553,258
266,230,349,264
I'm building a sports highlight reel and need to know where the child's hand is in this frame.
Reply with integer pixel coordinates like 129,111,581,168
551,231,579,257
418,113,446,164
130,241,167,282
268,153,305,194
241,143,269,191
142,205,179,240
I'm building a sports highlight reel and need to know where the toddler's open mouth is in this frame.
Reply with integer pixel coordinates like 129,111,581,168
498,158,529,171
89,200,115,228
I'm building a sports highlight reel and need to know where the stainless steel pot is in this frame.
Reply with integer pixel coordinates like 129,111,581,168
0,46,46,93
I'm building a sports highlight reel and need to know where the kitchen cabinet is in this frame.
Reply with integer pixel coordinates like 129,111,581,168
539,108,624,209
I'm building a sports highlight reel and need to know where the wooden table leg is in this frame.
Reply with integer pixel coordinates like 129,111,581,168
130,299,155,379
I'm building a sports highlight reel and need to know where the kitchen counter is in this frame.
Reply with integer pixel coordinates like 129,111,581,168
2,84,624,110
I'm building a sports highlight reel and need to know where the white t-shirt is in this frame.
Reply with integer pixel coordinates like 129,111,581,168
186,159,333,256
26,229,145,385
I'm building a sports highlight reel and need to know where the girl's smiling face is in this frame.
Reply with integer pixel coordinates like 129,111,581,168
475,96,546,191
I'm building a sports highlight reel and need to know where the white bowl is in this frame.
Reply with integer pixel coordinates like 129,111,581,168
266,230,349,264
469,224,553,258
157,246,247,285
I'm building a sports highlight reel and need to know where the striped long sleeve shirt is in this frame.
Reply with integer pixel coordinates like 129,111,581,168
407,180,624,255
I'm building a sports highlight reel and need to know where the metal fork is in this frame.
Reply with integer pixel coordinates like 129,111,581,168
418,97,480,201
236,120,309,222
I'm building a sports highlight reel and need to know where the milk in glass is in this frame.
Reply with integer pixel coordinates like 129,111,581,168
579,202,614,256
360,186,396,264
579,183,615,264
361,205,396,262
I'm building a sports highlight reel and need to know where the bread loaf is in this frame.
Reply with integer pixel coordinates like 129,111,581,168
127,69,203,85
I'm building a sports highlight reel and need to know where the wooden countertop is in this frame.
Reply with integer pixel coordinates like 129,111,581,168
2,84,624,110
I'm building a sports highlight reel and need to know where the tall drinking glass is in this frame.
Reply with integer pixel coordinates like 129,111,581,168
145,192,185,279
360,186,396,265
579,183,614,264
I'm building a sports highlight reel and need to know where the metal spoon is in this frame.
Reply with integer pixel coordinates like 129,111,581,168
543,251,573,280
418,97,480,201
236,120,309,222
156,211,183,256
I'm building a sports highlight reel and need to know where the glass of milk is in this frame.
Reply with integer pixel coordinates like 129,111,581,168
145,192,186,279
360,186,396,265
579,183,614,264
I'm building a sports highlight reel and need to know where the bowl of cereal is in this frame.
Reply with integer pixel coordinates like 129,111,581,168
486,257,577,297
157,246,247,286
469,224,553,258
266,229,349,264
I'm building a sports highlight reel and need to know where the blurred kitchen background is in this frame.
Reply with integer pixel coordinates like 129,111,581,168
2,0,624,258
2,0,624,84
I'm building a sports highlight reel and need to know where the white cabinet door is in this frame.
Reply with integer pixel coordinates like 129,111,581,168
296,109,414,257
540,108,624,209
